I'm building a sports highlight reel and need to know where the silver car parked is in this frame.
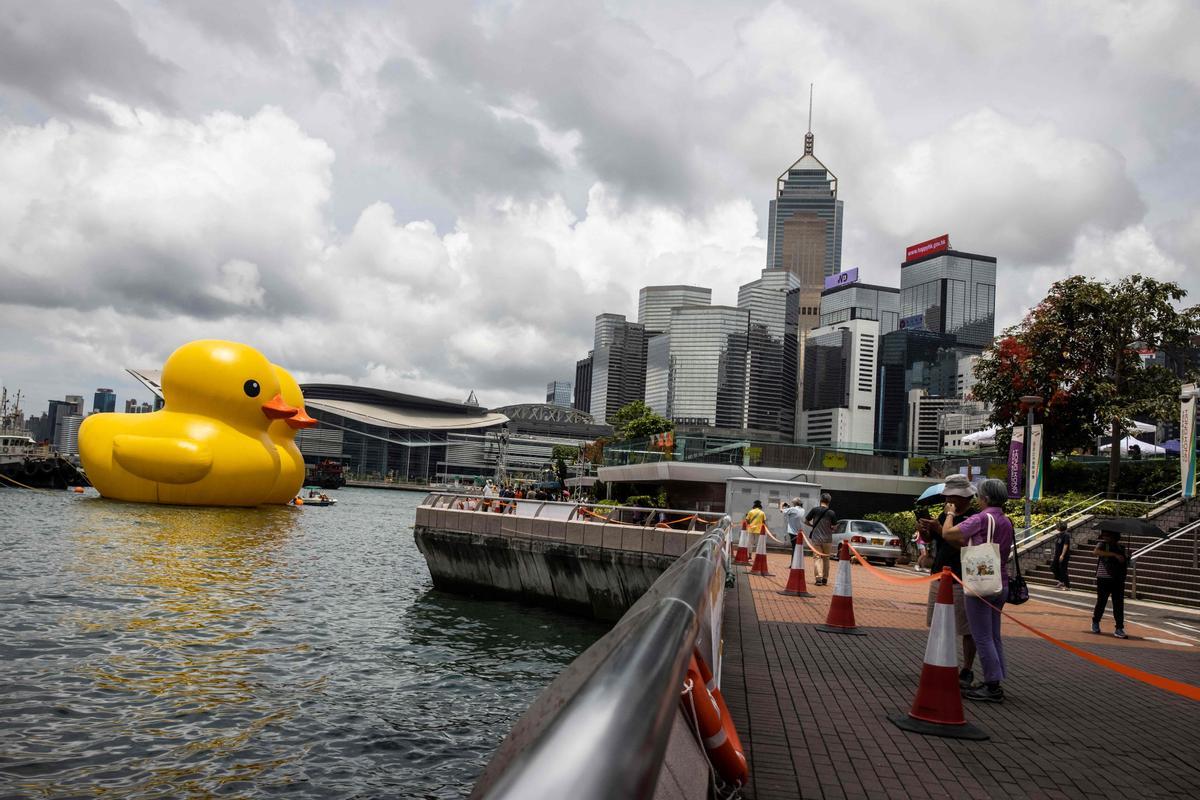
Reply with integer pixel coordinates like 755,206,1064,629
831,519,902,566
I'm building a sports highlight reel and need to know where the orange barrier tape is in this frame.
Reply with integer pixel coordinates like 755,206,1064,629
578,506,613,521
947,573,1200,702
845,542,942,585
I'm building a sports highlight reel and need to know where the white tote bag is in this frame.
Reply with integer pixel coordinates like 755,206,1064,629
959,512,1003,597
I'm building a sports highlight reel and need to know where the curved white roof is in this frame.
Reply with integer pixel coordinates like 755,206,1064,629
306,398,508,431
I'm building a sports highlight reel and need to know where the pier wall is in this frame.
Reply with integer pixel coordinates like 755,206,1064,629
414,505,704,620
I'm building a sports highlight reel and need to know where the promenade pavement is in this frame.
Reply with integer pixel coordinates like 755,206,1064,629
720,552,1200,800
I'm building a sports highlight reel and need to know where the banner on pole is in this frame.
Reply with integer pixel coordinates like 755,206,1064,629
1028,424,1044,502
1182,385,1197,499
1007,428,1025,499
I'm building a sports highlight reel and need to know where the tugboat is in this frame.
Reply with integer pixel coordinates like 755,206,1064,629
0,389,89,490
306,459,346,489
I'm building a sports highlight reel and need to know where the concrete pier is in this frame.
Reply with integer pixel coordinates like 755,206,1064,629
413,500,712,620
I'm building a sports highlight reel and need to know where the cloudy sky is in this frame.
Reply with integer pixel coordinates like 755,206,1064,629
2,0,1198,413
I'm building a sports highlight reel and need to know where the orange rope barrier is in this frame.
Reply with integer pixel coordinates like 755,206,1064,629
844,541,1200,700
845,542,941,584
948,571,1200,702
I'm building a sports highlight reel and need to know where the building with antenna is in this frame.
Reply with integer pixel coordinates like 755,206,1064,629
765,85,844,336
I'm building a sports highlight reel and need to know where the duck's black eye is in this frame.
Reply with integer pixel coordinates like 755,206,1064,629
243,380,261,398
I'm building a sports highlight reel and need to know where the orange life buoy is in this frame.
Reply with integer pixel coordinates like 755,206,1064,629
684,654,748,787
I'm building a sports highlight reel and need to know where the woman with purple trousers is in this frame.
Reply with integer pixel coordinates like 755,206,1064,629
940,478,1015,704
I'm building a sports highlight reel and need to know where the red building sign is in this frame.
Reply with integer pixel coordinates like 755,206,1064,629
905,234,949,262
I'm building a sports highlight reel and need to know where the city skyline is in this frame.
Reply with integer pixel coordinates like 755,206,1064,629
1,2,1196,408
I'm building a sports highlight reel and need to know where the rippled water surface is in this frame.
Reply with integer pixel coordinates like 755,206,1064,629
0,488,604,799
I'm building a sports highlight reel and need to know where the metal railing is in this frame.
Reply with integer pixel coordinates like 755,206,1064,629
423,492,727,533
472,517,733,800
1129,518,1200,599
1014,492,1178,556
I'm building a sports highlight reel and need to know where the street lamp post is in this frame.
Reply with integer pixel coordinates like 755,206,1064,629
1020,395,1044,535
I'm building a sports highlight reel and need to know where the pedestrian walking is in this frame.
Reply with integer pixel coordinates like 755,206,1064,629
744,500,767,552
805,493,836,586
1052,521,1072,589
779,498,805,546
941,478,1015,703
916,474,978,688
1092,529,1129,639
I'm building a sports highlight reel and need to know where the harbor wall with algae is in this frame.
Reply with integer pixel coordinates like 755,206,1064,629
413,506,703,620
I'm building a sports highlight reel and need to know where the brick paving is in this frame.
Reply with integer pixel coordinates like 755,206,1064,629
720,552,1200,800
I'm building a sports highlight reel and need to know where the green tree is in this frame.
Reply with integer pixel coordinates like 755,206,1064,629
973,275,1200,493
609,400,673,441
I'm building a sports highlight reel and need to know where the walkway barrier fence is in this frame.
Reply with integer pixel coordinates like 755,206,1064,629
471,516,733,800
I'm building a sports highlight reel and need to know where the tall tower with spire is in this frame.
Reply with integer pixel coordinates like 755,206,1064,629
765,84,843,335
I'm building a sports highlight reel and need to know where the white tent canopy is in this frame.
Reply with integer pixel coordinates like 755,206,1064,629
1099,435,1165,455
1124,419,1156,434
960,426,999,445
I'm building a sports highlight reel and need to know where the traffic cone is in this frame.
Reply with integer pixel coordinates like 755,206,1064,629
749,531,773,576
816,541,866,635
733,522,750,565
890,569,988,740
778,541,813,597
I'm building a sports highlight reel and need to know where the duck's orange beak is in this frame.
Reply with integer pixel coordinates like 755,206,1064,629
262,394,299,420
286,408,318,429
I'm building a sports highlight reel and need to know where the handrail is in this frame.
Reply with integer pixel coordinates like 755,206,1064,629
1130,518,1200,599
472,517,733,800
1014,490,1186,556
1131,518,1200,562
422,491,726,531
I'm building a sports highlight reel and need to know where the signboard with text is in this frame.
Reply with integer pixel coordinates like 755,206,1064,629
899,314,925,331
905,234,949,262
1007,428,1025,499
1182,384,1197,499
823,267,860,291
1028,424,1044,502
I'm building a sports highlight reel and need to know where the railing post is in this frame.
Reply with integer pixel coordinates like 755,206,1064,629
1130,561,1138,600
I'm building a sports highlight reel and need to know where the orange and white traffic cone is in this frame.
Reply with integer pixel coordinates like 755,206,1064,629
733,522,750,565
749,531,773,576
816,541,866,635
778,540,813,597
891,569,988,740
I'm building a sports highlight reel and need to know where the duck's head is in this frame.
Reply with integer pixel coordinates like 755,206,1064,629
161,340,299,430
271,363,317,432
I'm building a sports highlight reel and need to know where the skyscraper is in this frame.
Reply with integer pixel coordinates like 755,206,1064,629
93,388,116,414
737,269,802,438
667,306,751,428
766,108,843,335
800,317,879,447
589,314,648,425
638,285,712,334
899,236,997,348
573,353,593,413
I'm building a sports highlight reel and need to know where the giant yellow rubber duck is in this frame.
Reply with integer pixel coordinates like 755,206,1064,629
80,340,302,507
264,363,317,504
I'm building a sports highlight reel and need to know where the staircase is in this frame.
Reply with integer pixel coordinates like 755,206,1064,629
1023,496,1200,609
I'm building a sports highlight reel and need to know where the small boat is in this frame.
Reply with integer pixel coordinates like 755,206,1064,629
295,486,338,507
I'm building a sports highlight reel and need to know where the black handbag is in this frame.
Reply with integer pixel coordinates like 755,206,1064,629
1008,537,1030,605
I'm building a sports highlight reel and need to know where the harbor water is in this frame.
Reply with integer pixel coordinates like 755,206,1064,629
0,488,605,798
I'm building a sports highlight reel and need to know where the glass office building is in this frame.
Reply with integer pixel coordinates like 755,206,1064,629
736,269,802,438
875,329,982,454
92,388,116,414
638,285,712,334
667,306,751,428
899,249,997,348
644,333,672,418
819,282,900,334
589,314,648,425
545,380,573,407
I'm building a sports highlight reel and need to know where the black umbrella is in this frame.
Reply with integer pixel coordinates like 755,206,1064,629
1095,517,1164,538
